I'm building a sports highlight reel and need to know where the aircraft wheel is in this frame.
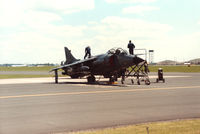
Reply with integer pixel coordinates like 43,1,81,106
71,75,79,79
109,77,115,83
163,79,165,83
113,74,118,81
121,80,124,84
87,76,95,83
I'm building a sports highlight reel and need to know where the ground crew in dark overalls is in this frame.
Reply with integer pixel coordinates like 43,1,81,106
127,40,135,55
84,46,91,59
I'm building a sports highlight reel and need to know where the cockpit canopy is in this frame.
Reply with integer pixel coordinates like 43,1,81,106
107,48,128,55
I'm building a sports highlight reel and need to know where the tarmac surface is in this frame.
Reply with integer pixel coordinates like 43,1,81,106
0,72,200,134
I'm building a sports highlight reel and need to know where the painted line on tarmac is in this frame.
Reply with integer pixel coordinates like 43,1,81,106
1,85,200,99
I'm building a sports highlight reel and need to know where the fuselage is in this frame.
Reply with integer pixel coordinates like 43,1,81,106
63,52,144,78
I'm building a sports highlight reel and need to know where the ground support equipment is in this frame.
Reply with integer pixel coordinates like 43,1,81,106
125,61,150,85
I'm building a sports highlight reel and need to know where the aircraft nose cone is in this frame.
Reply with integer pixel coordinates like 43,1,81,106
133,56,145,65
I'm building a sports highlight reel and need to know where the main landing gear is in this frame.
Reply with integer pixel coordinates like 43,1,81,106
87,75,96,83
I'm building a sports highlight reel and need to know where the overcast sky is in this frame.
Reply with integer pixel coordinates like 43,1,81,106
0,0,200,64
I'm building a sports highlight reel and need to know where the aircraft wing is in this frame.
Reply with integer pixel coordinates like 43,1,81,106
50,57,97,72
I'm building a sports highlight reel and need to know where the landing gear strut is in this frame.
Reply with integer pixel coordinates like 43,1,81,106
121,74,125,84
109,76,115,83
87,75,96,83
55,69,58,83
109,74,119,84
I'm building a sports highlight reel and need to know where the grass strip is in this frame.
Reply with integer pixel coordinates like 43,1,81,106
1,66,200,72
0,74,55,79
65,119,200,134
149,65,200,72
0,66,55,71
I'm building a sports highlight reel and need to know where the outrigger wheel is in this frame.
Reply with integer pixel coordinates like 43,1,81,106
54,69,58,84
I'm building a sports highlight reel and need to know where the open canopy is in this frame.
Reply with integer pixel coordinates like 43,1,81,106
107,47,128,55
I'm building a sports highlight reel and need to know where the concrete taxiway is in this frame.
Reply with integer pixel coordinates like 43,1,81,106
0,73,200,134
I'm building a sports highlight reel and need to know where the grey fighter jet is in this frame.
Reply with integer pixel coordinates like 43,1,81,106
51,47,148,84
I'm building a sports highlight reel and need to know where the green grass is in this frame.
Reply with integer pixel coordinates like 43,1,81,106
0,66,62,79
0,65,200,79
149,65,200,72
0,74,54,79
1,65,200,72
0,66,56,71
66,119,200,134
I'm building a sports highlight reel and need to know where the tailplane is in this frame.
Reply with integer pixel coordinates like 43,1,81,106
64,47,78,64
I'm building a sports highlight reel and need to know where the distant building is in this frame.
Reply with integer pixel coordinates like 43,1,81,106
11,64,27,67
188,58,200,65
156,60,179,65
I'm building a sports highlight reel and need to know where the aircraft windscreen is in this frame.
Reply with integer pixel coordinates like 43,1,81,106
107,48,128,55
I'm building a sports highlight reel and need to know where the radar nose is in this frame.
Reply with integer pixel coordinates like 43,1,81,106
133,56,145,65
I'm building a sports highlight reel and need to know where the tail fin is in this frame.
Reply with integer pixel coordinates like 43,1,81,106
64,47,78,64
